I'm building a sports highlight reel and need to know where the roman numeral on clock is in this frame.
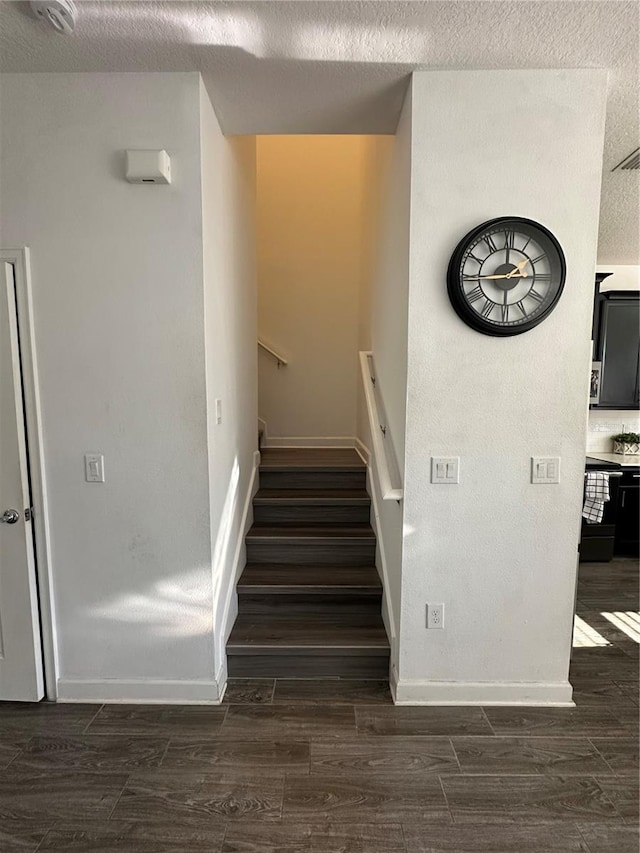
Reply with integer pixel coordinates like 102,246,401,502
529,287,545,302
467,285,484,303
483,234,498,253
501,304,510,322
481,299,494,318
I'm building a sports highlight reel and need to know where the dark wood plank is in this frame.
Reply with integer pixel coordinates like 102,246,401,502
403,821,590,851
228,615,389,649
0,768,128,821
162,738,309,772
259,449,364,469
0,742,22,769
451,736,613,775
0,819,54,853
570,659,639,682
254,504,371,524
85,704,227,736
441,775,623,824
575,823,640,852
571,678,636,708
112,768,283,823
247,539,375,566
222,822,405,852
483,706,632,737
221,705,356,739
228,653,390,679
11,734,169,771
0,703,101,736
238,564,382,593
38,820,226,852
238,592,382,616
282,773,450,823
355,706,493,737
595,776,639,821
254,488,370,502
310,736,458,776
613,680,639,704
259,470,366,490
247,525,375,540
223,679,275,704
273,679,392,705
590,737,639,776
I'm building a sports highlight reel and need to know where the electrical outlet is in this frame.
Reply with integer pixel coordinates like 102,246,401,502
427,603,444,629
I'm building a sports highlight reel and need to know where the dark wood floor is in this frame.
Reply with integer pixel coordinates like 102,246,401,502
0,560,637,852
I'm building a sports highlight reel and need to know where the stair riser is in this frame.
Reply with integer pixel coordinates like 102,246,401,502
238,593,382,616
246,541,375,566
260,470,366,491
228,653,390,679
253,504,370,525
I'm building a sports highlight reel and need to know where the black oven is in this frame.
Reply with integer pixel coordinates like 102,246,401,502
579,457,622,562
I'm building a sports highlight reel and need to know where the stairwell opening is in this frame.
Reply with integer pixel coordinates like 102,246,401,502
226,135,394,680
255,134,392,451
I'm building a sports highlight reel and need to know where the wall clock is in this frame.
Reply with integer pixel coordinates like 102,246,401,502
447,217,566,337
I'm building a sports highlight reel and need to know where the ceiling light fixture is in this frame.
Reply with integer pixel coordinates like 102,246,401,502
30,0,77,35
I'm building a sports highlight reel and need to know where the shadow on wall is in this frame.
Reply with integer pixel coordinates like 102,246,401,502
85,457,240,641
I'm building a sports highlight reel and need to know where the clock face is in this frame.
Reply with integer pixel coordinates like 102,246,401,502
447,217,566,336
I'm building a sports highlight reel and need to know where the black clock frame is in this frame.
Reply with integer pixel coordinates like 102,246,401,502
447,216,566,337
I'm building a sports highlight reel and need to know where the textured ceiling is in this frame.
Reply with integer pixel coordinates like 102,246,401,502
0,0,638,262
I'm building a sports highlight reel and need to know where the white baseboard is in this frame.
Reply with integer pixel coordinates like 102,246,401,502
263,435,356,448
354,437,370,464
56,678,223,704
393,679,575,706
390,663,399,703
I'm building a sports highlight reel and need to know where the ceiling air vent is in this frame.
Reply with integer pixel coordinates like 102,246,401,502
611,147,640,171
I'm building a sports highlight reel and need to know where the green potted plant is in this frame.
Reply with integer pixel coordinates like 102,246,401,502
612,432,640,455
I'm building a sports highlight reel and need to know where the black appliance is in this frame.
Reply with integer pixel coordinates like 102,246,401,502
579,457,622,562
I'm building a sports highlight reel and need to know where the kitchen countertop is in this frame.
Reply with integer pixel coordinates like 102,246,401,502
586,452,640,468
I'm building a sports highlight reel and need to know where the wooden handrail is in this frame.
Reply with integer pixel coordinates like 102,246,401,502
359,351,403,501
258,339,288,367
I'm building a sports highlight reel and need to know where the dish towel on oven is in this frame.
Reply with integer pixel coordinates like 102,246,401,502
582,471,610,524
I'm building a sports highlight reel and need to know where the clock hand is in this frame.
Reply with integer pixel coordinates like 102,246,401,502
463,273,528,281
506,259,530,278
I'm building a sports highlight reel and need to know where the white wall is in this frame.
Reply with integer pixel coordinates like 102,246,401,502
256,135,380,443
200,81,257,682
0,72,254,702
396,70,608,704
364,90,413,670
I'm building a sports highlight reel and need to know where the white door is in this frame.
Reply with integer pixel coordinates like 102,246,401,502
0,261,44,701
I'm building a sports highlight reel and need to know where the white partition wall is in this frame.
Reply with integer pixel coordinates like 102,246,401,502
392,70,608,704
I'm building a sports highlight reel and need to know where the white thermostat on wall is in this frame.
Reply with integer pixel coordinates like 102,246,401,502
125,149,171,184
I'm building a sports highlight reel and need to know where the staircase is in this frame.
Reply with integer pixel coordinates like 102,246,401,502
227,448,390,678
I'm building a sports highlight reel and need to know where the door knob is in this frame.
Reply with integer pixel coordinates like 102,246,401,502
0,509,20,525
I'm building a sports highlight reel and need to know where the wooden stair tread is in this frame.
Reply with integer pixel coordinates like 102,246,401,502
259,448,364,471
254,489,370,504
238,564,382,593
247,524,375,540
227,615,390,652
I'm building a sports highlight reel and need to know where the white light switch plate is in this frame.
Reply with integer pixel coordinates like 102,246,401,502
431,457,459,484
85,453,105,483
531,456,560,484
